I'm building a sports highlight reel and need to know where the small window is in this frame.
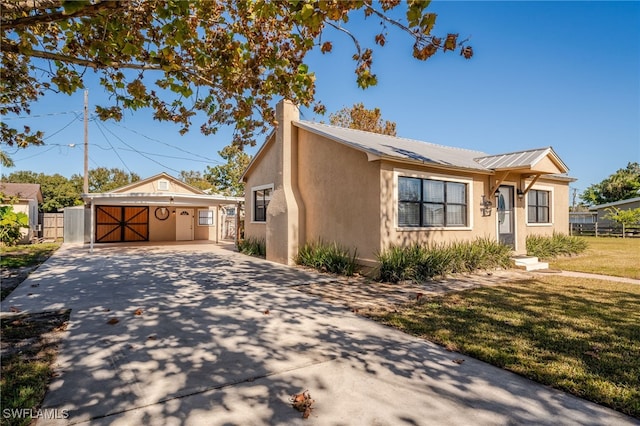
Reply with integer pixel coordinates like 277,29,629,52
157,180,169,191
198,209,214,226
225,207,236,217
528,190,550,223
253,187,272,222
398,177,467,227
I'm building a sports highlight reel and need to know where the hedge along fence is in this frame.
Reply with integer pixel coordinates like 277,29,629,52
377,237,512,283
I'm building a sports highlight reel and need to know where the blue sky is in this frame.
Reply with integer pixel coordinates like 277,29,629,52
4,1,639,196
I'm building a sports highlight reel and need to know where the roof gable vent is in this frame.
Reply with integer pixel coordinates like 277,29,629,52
157,179,169,191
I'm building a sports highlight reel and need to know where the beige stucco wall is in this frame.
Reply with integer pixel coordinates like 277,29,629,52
147,205,218,241
244,133,277,244
148,205,176,241
297,129,381,264
493,176,569,252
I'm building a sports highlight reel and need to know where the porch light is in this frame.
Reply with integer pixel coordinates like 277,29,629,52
517,189,524,199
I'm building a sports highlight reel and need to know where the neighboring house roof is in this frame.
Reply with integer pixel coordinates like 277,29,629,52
0,182,43,203
588,196,640,211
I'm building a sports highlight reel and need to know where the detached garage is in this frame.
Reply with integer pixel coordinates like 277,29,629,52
81,173,242,248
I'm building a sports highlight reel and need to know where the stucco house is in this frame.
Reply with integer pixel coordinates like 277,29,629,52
242,100,574,267
81,173,242,249
0,182,43,243
589,196,640,227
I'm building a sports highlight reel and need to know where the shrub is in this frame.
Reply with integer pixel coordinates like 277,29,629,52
237,237,266,258
0,206,29,246
295,240,358,276
378,237,512,283
526,232,588,260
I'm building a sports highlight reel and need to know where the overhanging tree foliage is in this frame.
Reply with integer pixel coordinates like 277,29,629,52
1,0,472,166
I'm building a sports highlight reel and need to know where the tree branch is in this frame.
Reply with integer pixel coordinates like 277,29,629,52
3,42,161,71
1,0,123,30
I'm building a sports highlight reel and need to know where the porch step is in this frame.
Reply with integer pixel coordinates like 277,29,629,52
512,256,549,271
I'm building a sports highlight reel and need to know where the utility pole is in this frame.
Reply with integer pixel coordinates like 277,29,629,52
83,89,89,194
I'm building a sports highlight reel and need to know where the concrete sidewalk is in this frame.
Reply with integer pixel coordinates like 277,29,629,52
532,269,640,285
2,243,637,425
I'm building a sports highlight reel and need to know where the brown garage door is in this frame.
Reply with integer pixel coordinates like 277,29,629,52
96,206,149,242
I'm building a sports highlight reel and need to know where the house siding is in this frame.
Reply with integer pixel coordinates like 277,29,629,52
297,128,381,265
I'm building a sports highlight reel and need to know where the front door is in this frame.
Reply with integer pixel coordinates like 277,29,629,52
497,186,515,249
176,208,194,241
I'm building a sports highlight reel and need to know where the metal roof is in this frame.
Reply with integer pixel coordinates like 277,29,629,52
293,121,490,171
474,147,568,172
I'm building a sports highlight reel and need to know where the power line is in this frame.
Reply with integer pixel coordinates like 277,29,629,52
96,121,183,174
108,121,223,165
43,113,83,141
2,111,83,120
94,121,134,175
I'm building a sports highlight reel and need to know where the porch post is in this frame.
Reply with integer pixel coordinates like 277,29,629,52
90,202,95,253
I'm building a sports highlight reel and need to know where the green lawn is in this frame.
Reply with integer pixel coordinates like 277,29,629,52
372,275,640,418
0,242,60,269
550,237,640,279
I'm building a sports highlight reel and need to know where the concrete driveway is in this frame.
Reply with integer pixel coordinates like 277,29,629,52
2,243,637,426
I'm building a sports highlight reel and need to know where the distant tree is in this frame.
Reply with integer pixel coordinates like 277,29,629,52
1,1,472,165
70,167,140,193
581,162,640,205
179,170,213,191
329,103,397,136
604,207,640,238
204,146,252,196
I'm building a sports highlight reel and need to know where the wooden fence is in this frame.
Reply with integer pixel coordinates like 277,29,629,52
39,212,64,241
570,223,640,238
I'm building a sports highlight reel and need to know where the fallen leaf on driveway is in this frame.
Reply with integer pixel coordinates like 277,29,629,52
134,308,143,316
263,309,270,315
290,390,314,419
106,318,119,325
452,358,465,364
9,306,20,313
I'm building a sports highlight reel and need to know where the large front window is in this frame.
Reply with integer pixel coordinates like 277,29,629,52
398,177,467,227
528,189,550,223
253,187,272,222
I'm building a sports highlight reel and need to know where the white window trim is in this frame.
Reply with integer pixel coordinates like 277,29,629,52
251,183,274,224
393,169,474,231
526,184,554,227
197,208,216,227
